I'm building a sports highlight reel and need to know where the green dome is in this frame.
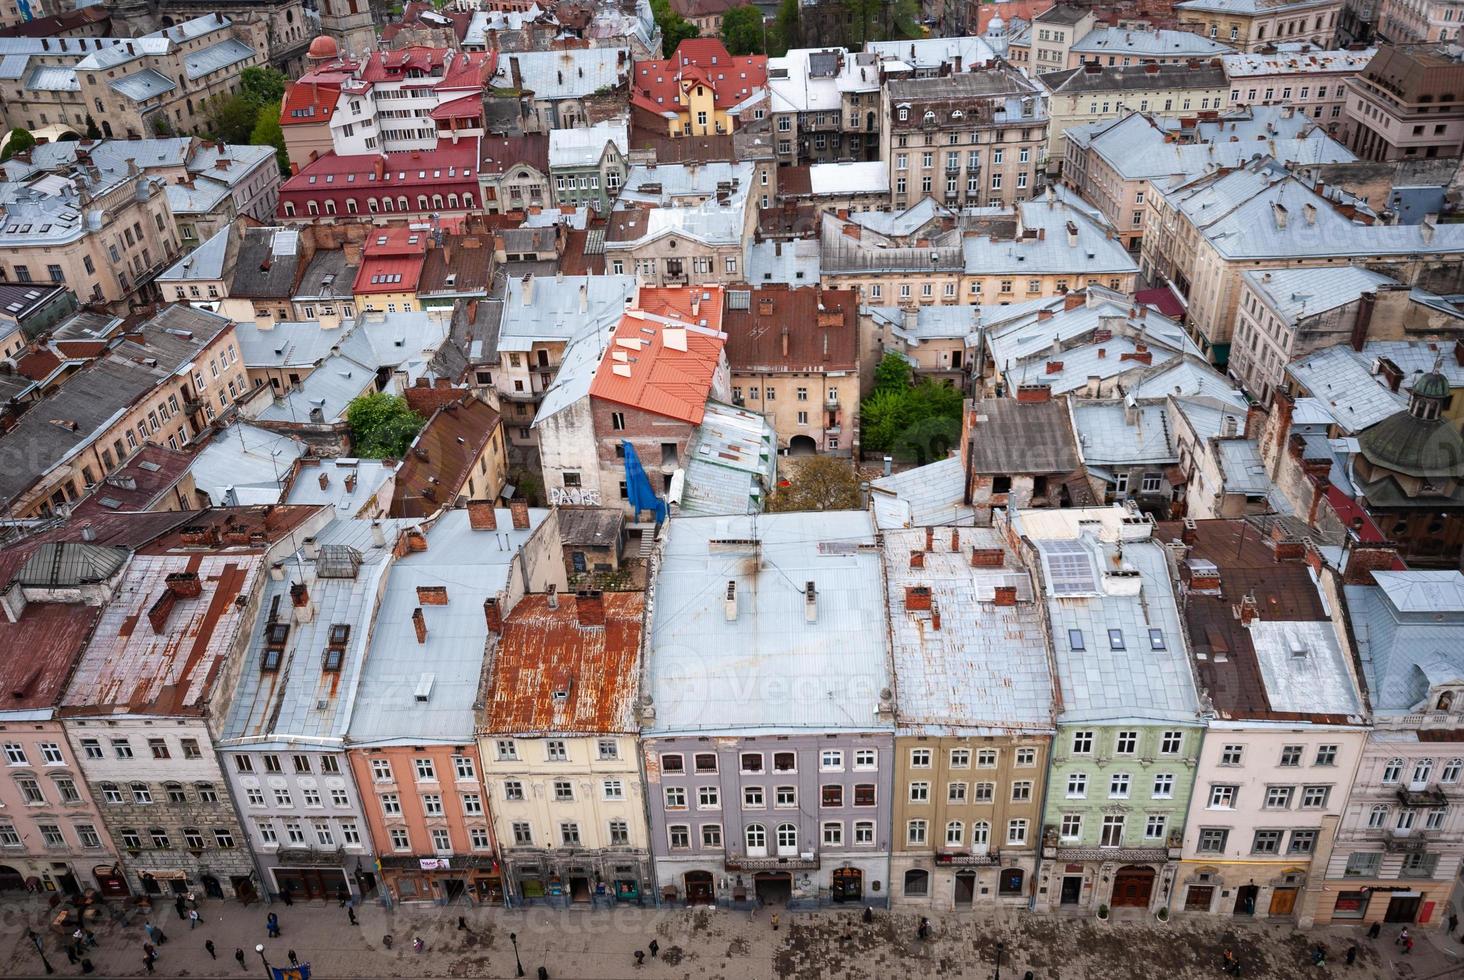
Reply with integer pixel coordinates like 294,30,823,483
1358,410,1464,480
1411,370,1451,400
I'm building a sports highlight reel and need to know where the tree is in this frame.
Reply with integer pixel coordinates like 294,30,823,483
770,0,799,55
721,4,766,55
239,66,289,108
0,127,34,162
860,353,964,462
206,94,260,145
250,100,289,175
346,393,425,459
767,455,863,512
651,0,700,53
84,115,102,140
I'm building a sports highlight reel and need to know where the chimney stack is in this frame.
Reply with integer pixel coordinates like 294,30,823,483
950,528,960,553
467,499,498,530
412,607,428,644
925,526,934,552
576,589,605,627
804,581,818,624
970,547,1004,567
1238,594,1258,627
483,597,503,635
724,580,738,621
904,585,932,611
509,498,530,530
993,585,1017,607
930,599,941,631
546,584,559,610
910,550,925,569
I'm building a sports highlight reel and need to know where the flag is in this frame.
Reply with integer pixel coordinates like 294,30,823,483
272,965,310,980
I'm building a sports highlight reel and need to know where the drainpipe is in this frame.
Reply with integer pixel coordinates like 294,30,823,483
1029,733,1055,913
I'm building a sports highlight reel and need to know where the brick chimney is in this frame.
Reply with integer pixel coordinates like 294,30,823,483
416,585,449,605
1064,292,1085,311
1181,518,1198,545
910,551,925,569
970,547,1004,567
925,526,934,552
509,498,531,530
950,528,960,553
1238,594,1258,627
165,571,202,599
993,585,1017,607
1016,384,1052,403
290,581,309,607
904,585,932,611
483,597,503,635
1343,543,1400,586
930,599,941,631
576,589,605,627
467,499,498,530
411,607,428,644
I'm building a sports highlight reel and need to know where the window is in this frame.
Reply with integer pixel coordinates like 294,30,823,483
1367,804,1389,829
546,740,568,763
112,739,133,759
2,743,25,765
1425,807,1447,830
292,755,311,774
166,783,188,804
741,753,764,773
181,739,202,760
820,750,842,771
603,780,625,801
1412,759,1434,786
744,786,764,808
1060,814,1082,840
1015,748,1036,767
697,785,720,809
607,819,630,846
974,782,994,803
560,823,581,847
1401,851,1439,878
1301,786,1331,809
1442,759,1463,784
949,748,971,769
910,748,932,768
823,785,844,807
1280,745,1303,767
907,820,928,845
1220,744,1243,766
1264,786,1294,809
150,829,171,849
1197,828,1228,853
1115,731,1137,754
380,794,401,815
1109,774,1130,799
56,779,81,804
39,743,64,765
371,759,393,782
745,823,767,852
1209,785,1237,809
1289,830,1317,854
263,755,282,773
825,822,844,846
183,828,206,850
660,753,684,773
17,778,45,804
461,794,484,816
976,750,997,768
1066,773,1087,798
81,739,102,760
414,757,438,781
854,821,875,844
1344,852,1381,877
77,824,101,849
1007,819,1028,845
1009,780,1031,803
1252,830,1282,854
909,781,930,803
454,756,476,780
694,753,717,773
596,739,618,761
854,784,876,807
773,752,796,773
496,739,518,761
1072,731,1093,754
1160,731,1183,755
1145,815,1166,840
389,827,411,851
1382,758,1404,784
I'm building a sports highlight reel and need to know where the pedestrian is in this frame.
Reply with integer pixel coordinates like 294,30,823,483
917,916,930,941
634,950,645,966
649,939,660,959
281,889,294,907
458,915,467,931
205,939,216,960
413,936,425,953
143,941,156,960
186,891,198,910
156,927,168,946
84,928,97,948
537,968,549,980
347,905,358,926
1230,959,1243,977
338,889,349,908
235,947,246,970
1310,943,1325,966
1395,926,1409,945
1450,911,1460,935
1403,935,1414,955
288,949,299,966
863,906,873,925
65,945,78,965
80,958,95,974
382,935,394,950
73,927,85,947
144,921,158,944
267,911,280,938
1222,948,1235,971
143,953,156,974
1367,921,1382,940
770,911,780,931
1345,943,1357,965
175,895,187,920
189,908,201,929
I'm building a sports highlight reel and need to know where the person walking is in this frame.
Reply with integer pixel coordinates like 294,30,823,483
189,908,201,929
65,945,78,965
863,906,873,925
347,905,358,926
1345,943,1357,965
1450,910,1460,935
917,917,930,941
1367,921,1382,940
143,941,156,961
1403,935,1414,955
648,939,660,959
84,928,97,948
288,949,299,966
80,958,95,974
143,952,156,974
281,889,294,907
235,947,247,970
634,950,645,966
770,911,780,932
267,911,280,938
413,936,425,953
144,921,159,944
175,895,187,920
205,939,217,960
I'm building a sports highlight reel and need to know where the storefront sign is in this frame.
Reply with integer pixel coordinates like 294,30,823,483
419,858,451,871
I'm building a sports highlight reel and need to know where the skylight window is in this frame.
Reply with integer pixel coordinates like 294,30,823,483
1108,629,1125,651
1068,629,1085,651
1149,629,1166,650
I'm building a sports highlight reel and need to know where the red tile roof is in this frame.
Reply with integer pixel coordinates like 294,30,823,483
280,77,346,128
631,38,767,117
722,286,859,373
481,591,645,734
354,226,429,294
589,286,726,425
279,139,480,218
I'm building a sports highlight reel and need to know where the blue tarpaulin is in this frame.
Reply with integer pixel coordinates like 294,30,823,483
623,440,666,524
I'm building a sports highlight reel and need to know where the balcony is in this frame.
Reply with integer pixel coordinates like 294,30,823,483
276,844,346,866
1397,786,1448,808
933,850,1001,867
724,853,818,872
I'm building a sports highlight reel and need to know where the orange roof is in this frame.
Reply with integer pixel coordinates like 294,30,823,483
631,38,767,118
588,286,726,425
481,591,645,735
280,69,353,127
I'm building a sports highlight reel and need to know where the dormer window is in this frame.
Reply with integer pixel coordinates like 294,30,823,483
1440,691,1456,712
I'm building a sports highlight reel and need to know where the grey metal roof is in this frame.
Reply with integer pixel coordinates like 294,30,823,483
548,121,627,169
494,48,628,100
183,38,256,80
282,459,395,517
14,542,128,588
236,320,349,370
1017,508,1200,724
27,65,79,92
111,68,175,102
1242,266,1394,324
869,456,975,530
646,511,892,735
498,273,637,348
865,35,1001,71
745,238,821,286
1070,26,1232,57
188,422,306,506
349,508,549,745
678,400,776,516
294,248,357,301
160,224,231,281
1248,619,1360,715
964,190,1137,277
1215,438,1269,495
883,526,1053,735
1346,571,1464,714
1287,344,1406,434
1073,401,1176,466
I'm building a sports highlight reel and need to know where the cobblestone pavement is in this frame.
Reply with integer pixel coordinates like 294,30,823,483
1,896,1460,979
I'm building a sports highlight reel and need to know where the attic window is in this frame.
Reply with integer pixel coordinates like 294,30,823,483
1068,629,1085,651
322,648,344,672
1149,628,1165,651
552,689,569,703
329,623,350,646
261,649,282,672
1108,629,1125,651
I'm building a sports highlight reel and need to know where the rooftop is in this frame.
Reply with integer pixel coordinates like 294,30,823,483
678,399,777,516
1039,61,1227,94
966,397,1080,474
481,591,644,735
70,445,193,517
869,456,975,530
883,526,1053,735
588,286,727,426
496,47,630,101
1242,266,1395,324
1346,569,1464,714
389,396,502,518
631,37,766,116
721,286,857,373
646,511,891,734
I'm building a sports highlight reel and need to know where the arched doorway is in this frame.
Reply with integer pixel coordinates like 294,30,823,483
788,435,817,457
753,871,792,905
954,870,977,906
1111,865,1156,908
684,870,714,905
903,868,930,898
831,867,862,903
0,864,25,891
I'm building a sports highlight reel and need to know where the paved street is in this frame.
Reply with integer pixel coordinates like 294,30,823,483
2,896,1461,979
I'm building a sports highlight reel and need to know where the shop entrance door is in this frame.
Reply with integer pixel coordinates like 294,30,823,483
1060,876,1082,905
1386,895,1421,923
1269,887,1298,917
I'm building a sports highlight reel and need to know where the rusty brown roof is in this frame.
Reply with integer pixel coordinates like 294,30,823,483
0,602,102,712
779,165,812,197
418,234,494,297
481,591,645,735
71,444,193,518
722,285,859,373
139,505,322,555
1154,518,1351,722
389,395,503,518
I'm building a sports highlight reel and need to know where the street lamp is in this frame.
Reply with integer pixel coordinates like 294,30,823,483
256,942,272,980
27,929,53,976
994,940,1005,980
509,931,524,978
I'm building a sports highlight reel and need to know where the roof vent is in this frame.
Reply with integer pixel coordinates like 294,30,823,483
804,581,817,624
724,580,737,621
414,673,435,702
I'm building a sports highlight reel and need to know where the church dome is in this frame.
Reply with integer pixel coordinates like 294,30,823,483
307,35,339,61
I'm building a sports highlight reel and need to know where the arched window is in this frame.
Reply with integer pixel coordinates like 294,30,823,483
345,198,357,214
416,195,428,210
1366,804,1389,829
324,200,336,215
1438,691,1455,712
383,197,394,212
1381,758,1404,784
998,868,1025,895
945,821,963,846
306,201,319,216
776,823,797,853
397,196,408,211
447,194,458,209
432,194,443,209
283,202,295,217
745,823,766,853
463,193,474,208
972,821,990,845
367,198,378,213
1442,759,1463,784
1412,758,1434,786
903,869,929,896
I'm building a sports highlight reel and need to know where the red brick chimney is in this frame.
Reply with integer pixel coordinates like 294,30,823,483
411,607,428,644
467,499,498,531
910,551,925,569
971,547,1004,568
416,585,449,605
993,585,1017,607
930,599,942,631
1343,544,1400,586
509,499,530,530
904,585,932,611
1016,384,1052,403
925,526,934,552
483,597,503,635
1238,594,1258,627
